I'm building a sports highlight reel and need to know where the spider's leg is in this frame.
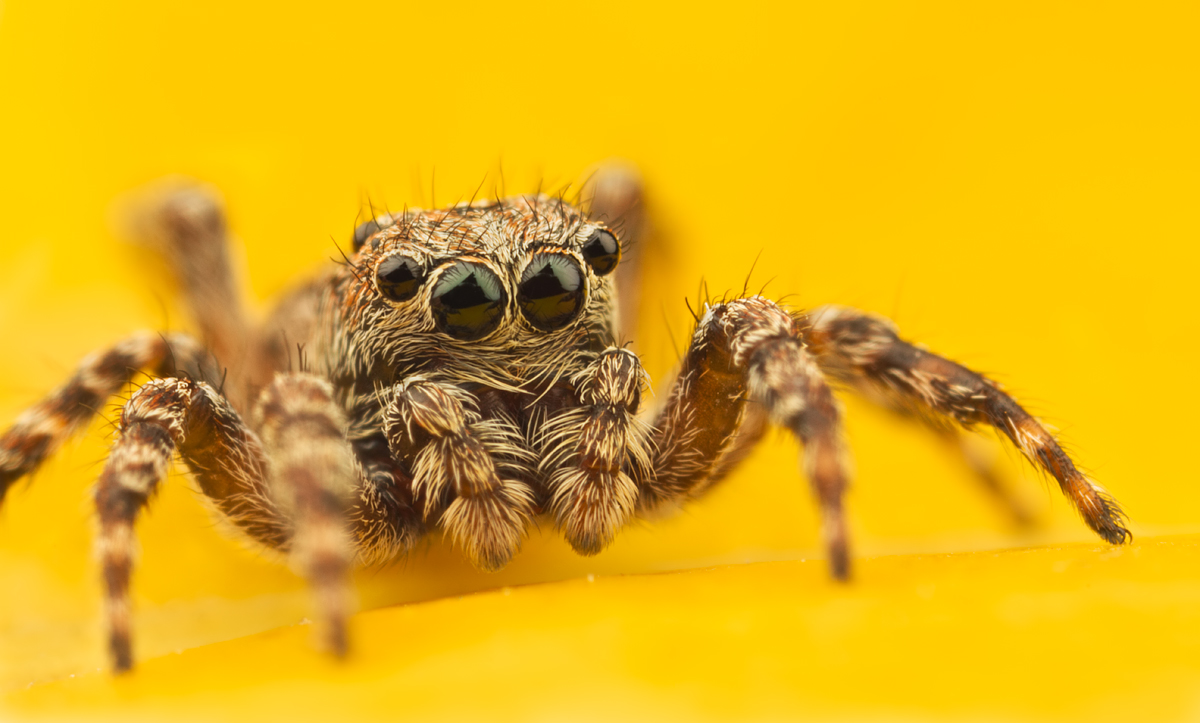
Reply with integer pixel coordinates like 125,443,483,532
804,304,1129,544
535,348,652,554
584,161,647,343
254,373,357,657
346,432,427,567
127,184,255,403
97,373,360,672
930,422,1037,527
96,377,276,671
0,332,213,505
383,379,535,572
639,297,853,579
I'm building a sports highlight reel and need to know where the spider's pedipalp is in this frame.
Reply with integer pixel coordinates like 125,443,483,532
805,305,1130,544
383,379,534,571
0,332,213,506
538,348,652,554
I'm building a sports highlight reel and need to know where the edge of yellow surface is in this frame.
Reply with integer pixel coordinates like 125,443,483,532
4,535,1198,723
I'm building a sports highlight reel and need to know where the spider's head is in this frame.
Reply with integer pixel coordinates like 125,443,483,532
339,195,621,387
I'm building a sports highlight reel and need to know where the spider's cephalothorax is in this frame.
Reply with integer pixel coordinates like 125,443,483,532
0,166,1131,673
318,197,648,570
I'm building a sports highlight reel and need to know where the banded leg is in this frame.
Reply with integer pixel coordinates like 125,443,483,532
383,379,535,571
348,433,427,566
804,305,1129,544
254,374,356,656
584,161,647,342
95,377,278,672
0,332,213,505
933,422,1037,527
642,297,853,578
537,348,652,555
127,184,249,377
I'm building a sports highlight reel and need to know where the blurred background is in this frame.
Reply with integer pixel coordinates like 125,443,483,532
0,0,1197,716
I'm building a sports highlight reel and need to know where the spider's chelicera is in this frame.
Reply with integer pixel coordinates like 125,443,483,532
0,166,1130,673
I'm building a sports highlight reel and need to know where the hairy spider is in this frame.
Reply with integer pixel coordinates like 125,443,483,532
0,164,1130,673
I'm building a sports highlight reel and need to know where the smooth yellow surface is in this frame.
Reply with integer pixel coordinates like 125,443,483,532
8,537,1200,722
0,0,1198,720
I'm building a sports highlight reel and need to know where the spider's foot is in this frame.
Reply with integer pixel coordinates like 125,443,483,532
1073,479,1132,545
1088,504,1133,545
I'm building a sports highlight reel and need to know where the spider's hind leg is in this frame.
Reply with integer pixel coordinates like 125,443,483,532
932,422,1038,527
127,184,246,359
584,161,648,344
803,304,1129,544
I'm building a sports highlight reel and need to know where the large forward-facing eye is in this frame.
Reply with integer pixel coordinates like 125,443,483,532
430,261,507,340
375,254,424,302
518,253,584,330
582,229,620,276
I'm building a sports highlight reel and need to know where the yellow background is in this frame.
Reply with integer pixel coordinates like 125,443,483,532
0,1,1197,720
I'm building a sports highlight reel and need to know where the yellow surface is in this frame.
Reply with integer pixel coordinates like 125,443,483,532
0,1,1198,720
5,536,1200,723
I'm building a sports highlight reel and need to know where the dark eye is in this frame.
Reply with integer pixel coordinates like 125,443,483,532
431,261,507,340
353,214,393,251
375,254,424,302
582,229,620,275
518,253,584,330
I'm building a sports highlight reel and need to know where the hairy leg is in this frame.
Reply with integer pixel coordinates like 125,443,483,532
804,305,1129,544
812,331,1040,527
95,373,370,671
254,373,357,656
94,377,277,671
932,419,1037,527
584,161,647,343
640,297,853,578
0,332,213,505
127,184,249,373
383,378,535,571
535,348,652,555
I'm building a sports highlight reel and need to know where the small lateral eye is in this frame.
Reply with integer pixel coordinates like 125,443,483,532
518,253,584,330
353,214,394,251
431,261,507,340
582,229,620,275
375,254,424,302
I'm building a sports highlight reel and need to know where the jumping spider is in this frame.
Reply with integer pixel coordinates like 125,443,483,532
0,164,1130,673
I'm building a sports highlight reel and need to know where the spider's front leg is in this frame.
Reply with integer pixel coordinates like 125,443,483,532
642,297,854,579
382,379,535,571
0,332,214,506
95,373,356,671
804,305,1130,544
